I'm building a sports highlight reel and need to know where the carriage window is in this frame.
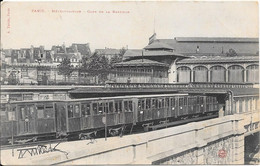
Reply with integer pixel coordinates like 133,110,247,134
184,98,187,106
166,98,169,107
37,105,44,119
93,103,98,115
141,100,145,110
197,97,200,104
115,102,118,112
118,102,122,112
152,99,158,108
146,99,151,109
104,103,109,114
162,99,165,108
129,101,133,112
81,104,91,117
98,103,103,114
19,106,34,120
109,102,114,113
74,105,80,117
206,97,210,103
171,98,175,106
213,97,217,103
210,97,213,103
138,101,141,110
28,106,35,119
158,99,162,108
68,105,74,118
45,106,54,118
200,97,204,104
188,98,192,105
179,98,184,106
81,105,85,117
20,107,26,120
124,101,128,112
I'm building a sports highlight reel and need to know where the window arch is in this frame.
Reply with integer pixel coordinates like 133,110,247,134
210,66,226,82
177,66,191,71
193,66,208,82
228,65,244,83
177,66,191,83
246,65,259,83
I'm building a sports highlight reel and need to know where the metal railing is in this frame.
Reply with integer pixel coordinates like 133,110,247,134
105,82,254,89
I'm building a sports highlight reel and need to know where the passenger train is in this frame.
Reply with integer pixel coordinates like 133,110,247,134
0,93,222,144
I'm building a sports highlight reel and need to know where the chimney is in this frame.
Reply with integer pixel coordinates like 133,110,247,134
149,33,157,45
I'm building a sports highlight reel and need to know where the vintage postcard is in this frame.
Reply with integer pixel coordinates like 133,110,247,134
0,0,259,165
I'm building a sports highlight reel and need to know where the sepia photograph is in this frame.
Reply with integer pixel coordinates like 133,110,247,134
0,0,259,165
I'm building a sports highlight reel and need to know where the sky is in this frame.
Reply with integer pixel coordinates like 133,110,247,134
1,1,259,51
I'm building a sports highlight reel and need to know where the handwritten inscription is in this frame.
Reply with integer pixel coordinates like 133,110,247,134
17,142,68,159
17,145,53,159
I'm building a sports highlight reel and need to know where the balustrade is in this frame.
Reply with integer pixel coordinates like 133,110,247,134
106,82,254,89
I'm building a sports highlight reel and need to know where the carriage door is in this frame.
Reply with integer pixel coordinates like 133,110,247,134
165,98,170,118
137,99,145,122
188,97,194,115
115,100,124,124
81,102,92,129
170,98,176,118
18,104,36,134
55,102,67,133
105,100,116,126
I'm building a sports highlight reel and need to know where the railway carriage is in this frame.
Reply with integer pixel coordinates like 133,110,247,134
0,93,221,144
0,101,57,141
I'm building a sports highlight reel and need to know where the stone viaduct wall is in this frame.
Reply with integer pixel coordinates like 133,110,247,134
20,111,259,165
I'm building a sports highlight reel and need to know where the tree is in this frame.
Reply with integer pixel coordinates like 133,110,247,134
88,52,110,84
7,72,18,85
119,47,127,57
58,58,73,82
110,54,123,65
81,55,90,68
110,47,126,66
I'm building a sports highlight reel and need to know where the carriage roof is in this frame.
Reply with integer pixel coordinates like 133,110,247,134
7,93,189,104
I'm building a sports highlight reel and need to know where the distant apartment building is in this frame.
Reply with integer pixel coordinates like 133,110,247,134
51,43,91,67
2,43,92,84
95,48,121,61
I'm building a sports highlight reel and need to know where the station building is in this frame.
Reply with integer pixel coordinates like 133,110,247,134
113,59,169,83
114,34,259,84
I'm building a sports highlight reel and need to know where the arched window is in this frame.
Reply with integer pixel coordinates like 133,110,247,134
210,66,226,82
228,65,244,83
193,66,208,82
177,66,191,83
246,65,259,83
